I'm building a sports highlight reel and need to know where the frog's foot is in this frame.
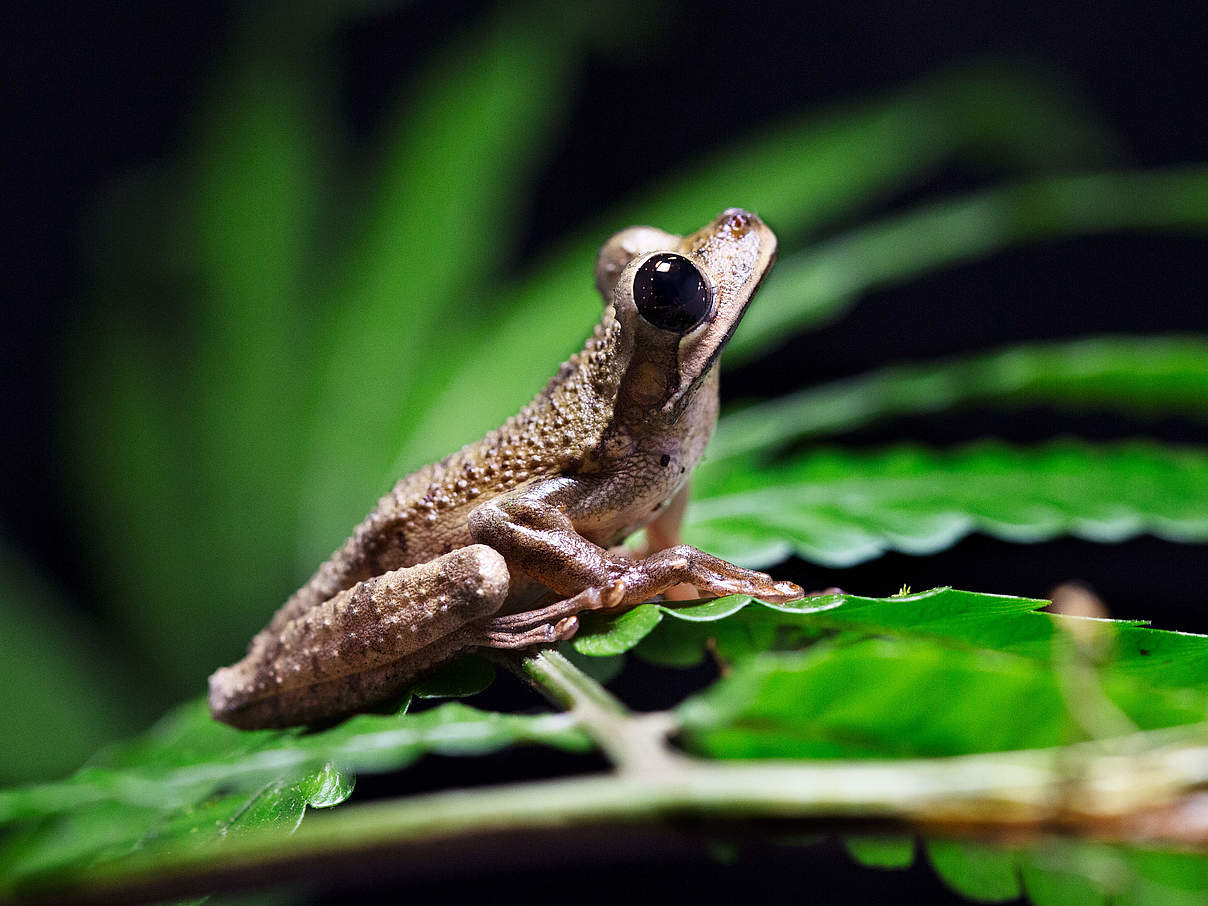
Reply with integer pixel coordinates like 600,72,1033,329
610,544,804,606
481,616,580,649
482,581,626,633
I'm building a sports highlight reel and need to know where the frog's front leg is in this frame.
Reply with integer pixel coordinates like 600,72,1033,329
468,480,803,612
209,545,517,729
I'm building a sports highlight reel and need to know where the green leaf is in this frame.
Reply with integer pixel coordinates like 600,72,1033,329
712,336,1208,463
728,168,1208,362
1019,847,1110,906
298,762,354,810
631,588,1208,702
572,604,663,656
844,835,915,869
836,835,1208,905
411,655,496,699
688,441,1208,569
675,628,1208,759
0,699,590,886
609,594,839,666
925,840,1208,906
927,840,1022,902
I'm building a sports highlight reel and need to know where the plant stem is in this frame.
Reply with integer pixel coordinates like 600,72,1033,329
513,648,681,775
23,724,1208,904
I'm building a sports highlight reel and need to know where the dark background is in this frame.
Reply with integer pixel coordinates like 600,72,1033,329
4,1,1207,902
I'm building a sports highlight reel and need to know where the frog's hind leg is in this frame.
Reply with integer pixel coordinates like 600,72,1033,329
467,581,626,652
209,544,511,729
483,580,626,632
480,616,581,649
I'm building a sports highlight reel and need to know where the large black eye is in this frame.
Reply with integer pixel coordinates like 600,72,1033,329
632,253,712,333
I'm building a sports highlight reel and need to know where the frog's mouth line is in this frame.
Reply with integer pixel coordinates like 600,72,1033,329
664,266,773,421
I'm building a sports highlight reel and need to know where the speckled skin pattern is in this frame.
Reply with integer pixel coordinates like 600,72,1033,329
209,209,803,728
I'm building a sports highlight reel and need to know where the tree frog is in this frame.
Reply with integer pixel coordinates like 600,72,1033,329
210,208,803,728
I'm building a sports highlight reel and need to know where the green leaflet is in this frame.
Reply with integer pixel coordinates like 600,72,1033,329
727,169,1208,362
921,839,1208,906
674,636,1208,759
687,441,1208,569
0,700,589,824
844,835,916,869
711,336,1208,463
576,586,1208,699
0,700,589,888
572,604,664,656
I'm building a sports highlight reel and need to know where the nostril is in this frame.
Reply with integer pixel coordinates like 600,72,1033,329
720,208,753,235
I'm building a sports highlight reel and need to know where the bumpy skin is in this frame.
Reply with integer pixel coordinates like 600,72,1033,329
210,208,803,728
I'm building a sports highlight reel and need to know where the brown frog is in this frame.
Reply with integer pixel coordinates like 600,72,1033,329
209,208,803,728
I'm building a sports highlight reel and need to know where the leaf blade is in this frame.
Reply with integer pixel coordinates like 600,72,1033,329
690,441,1208,569
712,335,1208,463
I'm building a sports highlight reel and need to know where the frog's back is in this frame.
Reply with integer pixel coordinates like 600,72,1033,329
262,311,625,635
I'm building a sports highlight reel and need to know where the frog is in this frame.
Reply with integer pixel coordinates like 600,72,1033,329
209,208,804,729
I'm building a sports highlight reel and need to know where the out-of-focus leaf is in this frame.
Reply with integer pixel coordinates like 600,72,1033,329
0,541,142,783
411,655,495,699
729,168,1208,361
67,48,329,689
928,840,1208,906
299,4,587,567
390,66,1118,472
675,636,1207,759
711,336,1208,463
926,840,1022,901
844,835,915,869
0,699,589,887
688,441,1208,569
840,834,1208,906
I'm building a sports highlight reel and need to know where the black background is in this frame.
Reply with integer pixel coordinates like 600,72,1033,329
4,1,1207,902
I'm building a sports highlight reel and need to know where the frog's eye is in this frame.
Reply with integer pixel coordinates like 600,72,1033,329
632,253,712,333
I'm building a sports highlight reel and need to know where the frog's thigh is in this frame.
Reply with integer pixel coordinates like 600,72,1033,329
209,544,509,728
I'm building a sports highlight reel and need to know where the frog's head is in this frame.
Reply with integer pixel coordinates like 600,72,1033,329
598,208,777,421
